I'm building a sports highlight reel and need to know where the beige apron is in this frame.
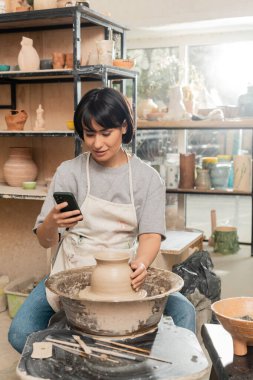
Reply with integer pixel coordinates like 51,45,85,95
46,151,138,311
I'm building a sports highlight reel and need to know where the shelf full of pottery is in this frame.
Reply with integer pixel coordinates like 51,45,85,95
160,153,252,196
0,5,136,81
0,6,137,136
0,104,76,199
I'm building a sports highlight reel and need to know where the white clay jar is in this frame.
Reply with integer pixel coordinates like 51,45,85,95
18,37,40,71
34,0,57,10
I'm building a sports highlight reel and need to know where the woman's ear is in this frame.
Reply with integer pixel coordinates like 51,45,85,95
122,120,127,135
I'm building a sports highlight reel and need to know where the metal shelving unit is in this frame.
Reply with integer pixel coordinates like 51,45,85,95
138,119,253,254
0,5,138,198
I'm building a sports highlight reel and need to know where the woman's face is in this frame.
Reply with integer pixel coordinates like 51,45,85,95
83,119,127,167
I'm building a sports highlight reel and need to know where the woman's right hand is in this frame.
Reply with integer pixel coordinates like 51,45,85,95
36,202,83,248
52,202,83,229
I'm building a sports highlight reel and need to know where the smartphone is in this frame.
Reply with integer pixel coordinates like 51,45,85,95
53,192,82,214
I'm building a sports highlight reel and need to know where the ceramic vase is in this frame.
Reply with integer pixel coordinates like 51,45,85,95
65,53,73,69
167,85,187,120
233,155,252,192
210,163,231,189
96,39,115,65
179,153,195,189
202,157,218,171
137,98,158,119
3,147,38,187
89,251,136,300
5,109,28,131
80,250,145,301
52,52,65,69
18,36,40,71
165,154,180,189
195,169,211,190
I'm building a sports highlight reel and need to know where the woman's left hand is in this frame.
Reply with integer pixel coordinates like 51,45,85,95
130,261,147,291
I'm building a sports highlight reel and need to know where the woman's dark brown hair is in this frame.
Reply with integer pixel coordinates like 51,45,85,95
74,87,134,144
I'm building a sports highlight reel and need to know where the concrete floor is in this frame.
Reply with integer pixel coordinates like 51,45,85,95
1,243,252,379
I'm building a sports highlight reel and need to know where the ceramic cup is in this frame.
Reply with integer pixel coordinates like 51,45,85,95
96,40,114,65
52,52,65,69
65,53,73,69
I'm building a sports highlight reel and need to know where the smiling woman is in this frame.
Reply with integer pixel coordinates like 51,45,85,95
8,87,196,354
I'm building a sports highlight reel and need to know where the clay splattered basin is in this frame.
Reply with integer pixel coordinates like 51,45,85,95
46,267,183,337
211,297,253,356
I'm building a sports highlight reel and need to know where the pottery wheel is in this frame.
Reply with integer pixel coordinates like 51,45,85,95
79,286,147,301
17,318,209,380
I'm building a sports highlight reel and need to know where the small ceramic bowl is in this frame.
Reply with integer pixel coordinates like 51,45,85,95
112,59,135,69
0,64,10,71
22,181,37,190
66,120,74,130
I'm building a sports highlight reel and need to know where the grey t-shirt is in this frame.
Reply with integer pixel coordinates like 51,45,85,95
34,153,166,239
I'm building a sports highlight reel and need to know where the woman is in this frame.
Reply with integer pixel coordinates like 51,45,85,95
9,88,195,353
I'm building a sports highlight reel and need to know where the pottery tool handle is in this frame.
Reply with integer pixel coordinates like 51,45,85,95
211,210,217,233
72,335,92,354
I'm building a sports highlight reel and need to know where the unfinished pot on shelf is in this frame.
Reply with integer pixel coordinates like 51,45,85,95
5,109,28,131
3,147,38,187
18,36,40,71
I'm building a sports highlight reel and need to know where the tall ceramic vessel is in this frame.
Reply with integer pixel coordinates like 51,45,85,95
179,153,195,189
18,37,40,71
233,155,252,192
3,147,38,187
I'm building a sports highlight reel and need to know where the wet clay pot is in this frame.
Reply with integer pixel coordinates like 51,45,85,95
5,109,28,131
46,267,183,337
212,297,253,356
3,147,38,187
79,251,145,301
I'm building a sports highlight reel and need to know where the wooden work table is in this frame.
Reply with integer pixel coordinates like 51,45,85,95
152,229,203,271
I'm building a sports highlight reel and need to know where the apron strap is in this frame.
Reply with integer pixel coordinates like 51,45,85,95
86,152,91,195
125,150,134,205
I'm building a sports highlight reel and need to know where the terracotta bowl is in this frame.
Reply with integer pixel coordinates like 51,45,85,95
46,267,183,337
211,297,253,356
113,59,135,69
